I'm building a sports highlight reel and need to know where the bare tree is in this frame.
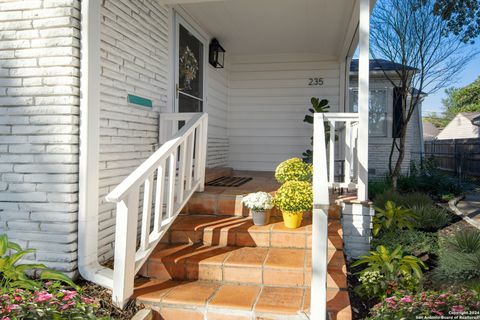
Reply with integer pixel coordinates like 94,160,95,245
370,0,478,188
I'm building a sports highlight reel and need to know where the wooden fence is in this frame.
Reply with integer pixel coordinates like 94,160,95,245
424,139,480,177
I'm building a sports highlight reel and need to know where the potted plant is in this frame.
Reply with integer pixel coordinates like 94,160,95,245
274,181,313,228
275,157,313,184
241,192,274,226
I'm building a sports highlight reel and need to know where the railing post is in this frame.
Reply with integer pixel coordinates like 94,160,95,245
112,189,139,307
197,114,208,192
357,0,370,201
311,114,329,320
329,121,336,184
345,121,352,185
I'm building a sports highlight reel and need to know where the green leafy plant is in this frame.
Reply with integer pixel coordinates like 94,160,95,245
373,201,417,236
274,158,313,184
352,245,427,298
371,229,438,256
0,234,77,290
373,190,433,209
411,205,452,231
367,288,480,319
434,229,480,284
273,181,313,213
302,97,331,162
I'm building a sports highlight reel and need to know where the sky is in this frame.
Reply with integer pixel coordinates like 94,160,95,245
421,41,480,117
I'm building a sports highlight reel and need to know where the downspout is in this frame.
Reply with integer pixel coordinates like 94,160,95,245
78,0,113,288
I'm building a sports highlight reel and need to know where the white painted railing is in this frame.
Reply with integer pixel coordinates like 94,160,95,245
106,112,208,307
311,113,331,320
310,112,360,319
323,112,360,191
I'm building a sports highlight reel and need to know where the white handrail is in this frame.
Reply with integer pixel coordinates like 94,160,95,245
106,112,208,307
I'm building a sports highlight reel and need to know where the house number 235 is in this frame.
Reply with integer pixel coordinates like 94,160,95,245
308,77,324,86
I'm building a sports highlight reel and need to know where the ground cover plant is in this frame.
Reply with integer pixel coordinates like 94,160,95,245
366,288,480,319
371,229,438,256
0,234,101,319
433,229,480,285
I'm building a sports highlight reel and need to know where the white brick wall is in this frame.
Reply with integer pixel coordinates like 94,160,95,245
97,0,170,262
0,0,80,274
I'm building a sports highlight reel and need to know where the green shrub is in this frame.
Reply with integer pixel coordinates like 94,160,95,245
373,201,417,236
352,246,427,299
373,190,433,210
411,205,452,231
367,289,480,319
434,229,480,284
371,229,438,256
0,234,77,290
368,179,391,200
273,180,313,213
274,157,313,184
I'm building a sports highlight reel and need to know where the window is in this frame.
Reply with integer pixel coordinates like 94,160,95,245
350,89,388,137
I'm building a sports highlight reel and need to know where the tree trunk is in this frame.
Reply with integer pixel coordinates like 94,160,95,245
389,124,407,190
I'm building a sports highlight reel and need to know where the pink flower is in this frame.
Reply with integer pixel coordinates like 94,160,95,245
400,296,413,303
13,296,21,302
432,309,444,316
2,317,11,320
6,305,19,313
451,305,465,313
61,290,77,301
34,292,53,303
60,300,75,310
81,296,94,304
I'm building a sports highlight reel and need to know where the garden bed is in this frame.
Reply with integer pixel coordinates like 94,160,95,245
349,169,480,319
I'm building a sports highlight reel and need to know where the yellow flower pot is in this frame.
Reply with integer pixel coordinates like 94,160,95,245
282,211,303,229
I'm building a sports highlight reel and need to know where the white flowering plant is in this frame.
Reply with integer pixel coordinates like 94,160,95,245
241,192,274,211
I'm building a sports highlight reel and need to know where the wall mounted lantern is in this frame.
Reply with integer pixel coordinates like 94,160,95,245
209,38,225,68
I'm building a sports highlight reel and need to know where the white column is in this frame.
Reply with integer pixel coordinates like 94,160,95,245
357,0,370,201
311,114,330,320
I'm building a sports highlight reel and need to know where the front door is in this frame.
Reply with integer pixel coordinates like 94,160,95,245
175,14,207,113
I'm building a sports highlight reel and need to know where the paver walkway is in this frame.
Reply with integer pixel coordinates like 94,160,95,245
455,191,480,229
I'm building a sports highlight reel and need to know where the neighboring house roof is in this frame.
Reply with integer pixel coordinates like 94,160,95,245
459,112,480,122
350,59,417,72
422,121,440,140
436,112,480,140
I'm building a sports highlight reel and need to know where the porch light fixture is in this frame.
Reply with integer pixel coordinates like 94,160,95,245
209,38,225,68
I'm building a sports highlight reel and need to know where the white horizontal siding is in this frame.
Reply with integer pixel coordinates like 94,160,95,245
228,55,341,171
207,63,229,167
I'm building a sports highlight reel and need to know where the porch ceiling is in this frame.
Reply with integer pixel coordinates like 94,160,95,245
180,0,357,57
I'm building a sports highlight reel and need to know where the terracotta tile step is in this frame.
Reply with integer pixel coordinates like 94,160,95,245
134,279,310,319
182,190,312,219
134,279,351,320
162,215,343,250
141,244,347,290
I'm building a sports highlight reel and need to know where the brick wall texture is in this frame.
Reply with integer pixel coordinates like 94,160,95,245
0,0,81,274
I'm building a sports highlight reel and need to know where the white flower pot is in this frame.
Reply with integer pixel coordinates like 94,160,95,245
251,210,270,226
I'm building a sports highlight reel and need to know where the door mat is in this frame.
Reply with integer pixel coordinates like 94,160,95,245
206,176,252,187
